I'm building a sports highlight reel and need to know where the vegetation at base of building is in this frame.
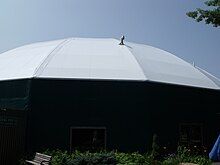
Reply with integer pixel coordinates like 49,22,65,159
162,146,212,165
20,146,212,165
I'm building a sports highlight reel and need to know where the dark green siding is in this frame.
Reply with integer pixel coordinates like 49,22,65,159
0,78,220,164
28,79,220,153
0,79,31,110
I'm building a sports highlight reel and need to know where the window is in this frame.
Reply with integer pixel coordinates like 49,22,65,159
70,127,106,151
179,123,203,147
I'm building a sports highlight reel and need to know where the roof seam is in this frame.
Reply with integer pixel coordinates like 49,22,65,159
33,38,71,77
195,66,220,89
124,44,147,80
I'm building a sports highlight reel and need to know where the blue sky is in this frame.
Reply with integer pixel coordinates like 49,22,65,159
0,0,220,78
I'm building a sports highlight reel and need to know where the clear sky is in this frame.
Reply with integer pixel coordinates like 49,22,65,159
0,0,219,78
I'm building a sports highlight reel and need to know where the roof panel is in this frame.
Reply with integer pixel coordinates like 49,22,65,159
0,39,64,80
38,38,146,80
127,42,220,89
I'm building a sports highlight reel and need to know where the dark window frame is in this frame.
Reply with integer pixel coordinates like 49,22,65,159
179,122,204,147
70,126,107,152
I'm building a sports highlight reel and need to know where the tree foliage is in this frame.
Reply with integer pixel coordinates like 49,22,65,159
187,0,220,27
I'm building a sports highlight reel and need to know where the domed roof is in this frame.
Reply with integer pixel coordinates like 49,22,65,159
0,38,219,90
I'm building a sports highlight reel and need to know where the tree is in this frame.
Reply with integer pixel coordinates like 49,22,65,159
186,0,220,27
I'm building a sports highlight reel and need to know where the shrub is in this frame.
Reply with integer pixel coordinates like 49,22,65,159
115,152,154,164
22,147,211,165
162,146,212,165
43,150,116,165
43,149,70,165
67,151,116,165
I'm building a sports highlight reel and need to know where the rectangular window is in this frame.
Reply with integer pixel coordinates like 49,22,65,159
70,127,106,152
179,123,203,147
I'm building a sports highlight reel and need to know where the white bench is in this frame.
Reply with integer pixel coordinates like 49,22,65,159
25,152,52,165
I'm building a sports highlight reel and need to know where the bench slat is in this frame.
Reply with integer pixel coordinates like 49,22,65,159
36,153,52,159
34,157,51,161
25,160,41,165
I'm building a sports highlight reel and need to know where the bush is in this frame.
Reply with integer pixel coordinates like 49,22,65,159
41,150,154,165
43,149,70,165
162,146,212,165
115,152,154,165
21,147,211,165
66,151,116,165
43,150,116,165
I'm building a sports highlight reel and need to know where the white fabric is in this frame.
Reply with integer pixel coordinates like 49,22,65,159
0,37,219,90
37,38,146,80
127,42,220,89
0,39,65,80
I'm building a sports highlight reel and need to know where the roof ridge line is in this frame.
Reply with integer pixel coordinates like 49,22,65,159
33,38,71,77
123,44,147,81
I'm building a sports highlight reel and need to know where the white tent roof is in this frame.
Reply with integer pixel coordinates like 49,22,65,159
0,37,219,90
